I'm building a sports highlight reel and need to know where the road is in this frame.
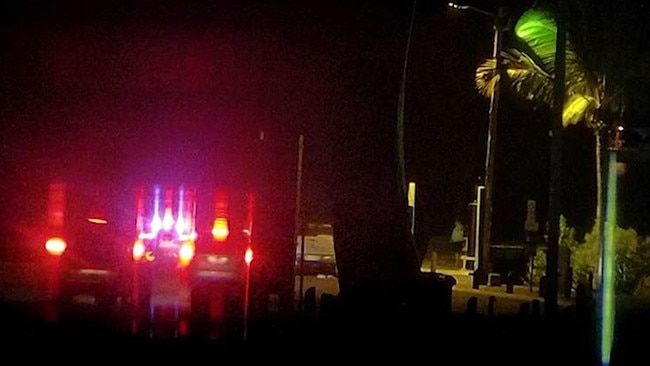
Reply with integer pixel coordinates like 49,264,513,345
293,269,569,316
3,262,650,365
0,261,567,318
437,267,574,315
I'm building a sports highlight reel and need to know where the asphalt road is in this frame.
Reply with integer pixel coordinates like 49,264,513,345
2,263,649,365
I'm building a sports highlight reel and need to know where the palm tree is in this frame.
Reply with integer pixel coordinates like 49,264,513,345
475,7,620,287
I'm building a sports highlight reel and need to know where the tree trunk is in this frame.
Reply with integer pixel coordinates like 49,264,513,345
545,3,567,315
593,128,603,289
329,6,421,315
330,97,421,315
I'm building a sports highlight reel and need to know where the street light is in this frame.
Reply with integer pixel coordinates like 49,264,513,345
448,2,507,286
447,2,493,17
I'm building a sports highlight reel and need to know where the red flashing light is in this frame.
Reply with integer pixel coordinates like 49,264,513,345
45,237,67,256
162,207,174,231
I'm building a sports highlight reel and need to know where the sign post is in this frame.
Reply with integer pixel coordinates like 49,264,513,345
407,182,416,236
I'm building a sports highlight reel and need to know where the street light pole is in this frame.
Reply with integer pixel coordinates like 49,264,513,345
474,184,485,271
295,134,305,313
478,6,506,286
448,2,506,286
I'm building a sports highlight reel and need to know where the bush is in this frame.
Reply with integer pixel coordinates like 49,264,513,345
532,246,546,286
534,215,650,294
562,216,650,294
531,216,578,286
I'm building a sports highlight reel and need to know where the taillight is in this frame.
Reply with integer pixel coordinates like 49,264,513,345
132,239,145,261
45,183,67,257
212,189,229,241
211,218,229,241
244,247,253,265
179,241,195,266
45,237,67,256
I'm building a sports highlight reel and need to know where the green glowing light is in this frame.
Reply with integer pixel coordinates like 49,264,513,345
601,149,617,365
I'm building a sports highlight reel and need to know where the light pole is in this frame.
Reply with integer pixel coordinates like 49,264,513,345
448,2,506,287
473,184,484,272
294,134,305,313
463,183,483,274
243,247,253,341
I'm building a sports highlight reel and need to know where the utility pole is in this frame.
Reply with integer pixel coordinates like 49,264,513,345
295,134,306,313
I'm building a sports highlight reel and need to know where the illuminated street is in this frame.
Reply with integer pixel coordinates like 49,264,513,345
1,258,650,365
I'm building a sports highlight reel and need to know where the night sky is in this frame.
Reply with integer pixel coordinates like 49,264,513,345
2,0,649,250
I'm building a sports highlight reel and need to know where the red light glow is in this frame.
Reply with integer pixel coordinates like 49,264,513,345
179,242,195,266
45,237,67,256
244,247,253,265
47,183,66,230
132,240,145,261
88,217,108,225
212,218,229,241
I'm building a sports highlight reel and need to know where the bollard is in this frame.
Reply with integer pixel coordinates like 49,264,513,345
505,271,514,294
519,302,530,317
575,282,595,320
304,286,317,317
466,296,478,315
487,296,496,316
430,251,437,273
538,275,547,297
531,299,541,316
564,267,573,299
319,293,339,321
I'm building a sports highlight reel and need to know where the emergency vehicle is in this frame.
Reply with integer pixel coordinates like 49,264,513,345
42,131,299,339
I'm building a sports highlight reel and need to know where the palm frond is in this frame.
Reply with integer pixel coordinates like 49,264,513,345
514,8,559,74
476,48,554,106
475,7,610,128
563,94,599,127
475,57,497,98
503,48,554,105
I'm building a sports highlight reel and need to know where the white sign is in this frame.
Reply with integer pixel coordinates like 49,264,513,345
408,182,416,208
